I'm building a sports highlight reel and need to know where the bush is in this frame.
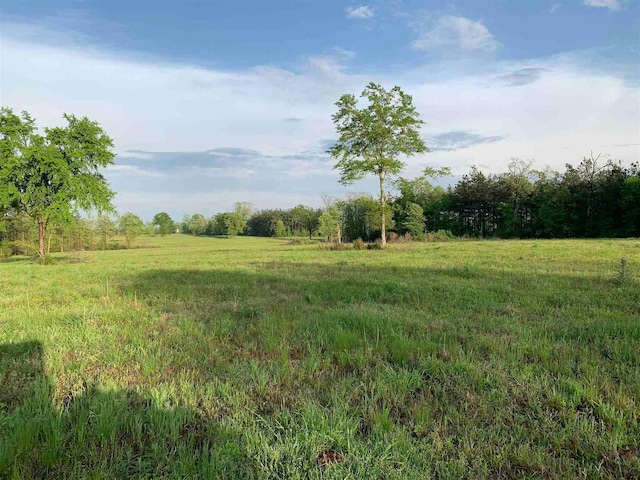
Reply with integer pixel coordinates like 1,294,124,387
0,239,12,258
367,240,383,250
33,254,57,265
388,232,399,243
425,229,456,242
352,238,366,250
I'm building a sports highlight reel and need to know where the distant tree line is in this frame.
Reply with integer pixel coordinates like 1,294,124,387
403,156,640,239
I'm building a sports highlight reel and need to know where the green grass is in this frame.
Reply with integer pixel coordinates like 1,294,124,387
1,236,639,479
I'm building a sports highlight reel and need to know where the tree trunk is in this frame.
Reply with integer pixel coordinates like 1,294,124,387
37,216,45,257
379,173,387,248
60,235,64,253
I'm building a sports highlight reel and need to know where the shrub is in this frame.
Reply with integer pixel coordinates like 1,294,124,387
0,239,12,258
367,240,383,250
425,230,456,242
388,232,399,243
352,238,366,250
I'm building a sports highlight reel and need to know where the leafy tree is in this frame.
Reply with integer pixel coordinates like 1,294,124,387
328,83,427,247
318,206,343,242
96,214,117,249
400,202,426,239
0,108,115,257
152,212,174,236
181,214,192,234
225,202,251,236
188,213,207,236
272,219,287,238
118,212,144,248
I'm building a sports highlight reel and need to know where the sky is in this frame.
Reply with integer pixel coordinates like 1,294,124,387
1,0,639,219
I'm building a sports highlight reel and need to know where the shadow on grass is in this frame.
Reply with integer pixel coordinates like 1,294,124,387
0,341,251,479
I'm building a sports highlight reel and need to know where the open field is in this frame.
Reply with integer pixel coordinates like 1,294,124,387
1,236,639,479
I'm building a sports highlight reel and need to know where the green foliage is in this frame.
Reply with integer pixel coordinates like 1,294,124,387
318,206,342,242
272,219,287,238
0,107,116,257
187,213,207,236
225,202,251,237
328,83,428,246
425,229,456,242
95,215,117,249
0,239,12,258
152,212,174,236
118,212,144,248
400,202,425,240
393,157,640,239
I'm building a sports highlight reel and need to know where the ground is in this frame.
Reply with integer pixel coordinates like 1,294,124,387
0,236,638,479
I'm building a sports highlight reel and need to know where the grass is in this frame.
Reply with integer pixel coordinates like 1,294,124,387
1,235,639,479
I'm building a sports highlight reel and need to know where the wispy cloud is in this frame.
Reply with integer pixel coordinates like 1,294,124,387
412,15,500,54
550,3,562,13
583,0,624,11
345,5,374,20
425,131,507,152
493,67,548,86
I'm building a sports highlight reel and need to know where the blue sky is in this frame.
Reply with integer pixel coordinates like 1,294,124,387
1,0,639,219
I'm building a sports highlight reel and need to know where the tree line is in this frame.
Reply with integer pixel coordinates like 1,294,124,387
2,82,639,260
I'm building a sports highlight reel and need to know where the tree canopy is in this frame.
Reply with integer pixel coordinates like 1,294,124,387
0,107,115,257
152,212,174,236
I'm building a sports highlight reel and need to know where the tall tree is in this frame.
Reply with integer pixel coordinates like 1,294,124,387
328,83,427,247
0,108,115,258
152,212,174,236
96,214,117,249
187,213,207,236
118,212,144,248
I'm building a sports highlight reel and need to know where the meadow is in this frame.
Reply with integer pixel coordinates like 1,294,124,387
0,235,638,479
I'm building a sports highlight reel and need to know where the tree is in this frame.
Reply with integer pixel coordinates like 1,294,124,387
328,83,428,247
225,202,251,236
400,202,426,239
118,212,144,248
0,108,116,258
96,214,117,249
188,213,207,236
318,205,343,242
152,212,174,236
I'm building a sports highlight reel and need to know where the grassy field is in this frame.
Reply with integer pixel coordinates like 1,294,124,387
1,235,639,479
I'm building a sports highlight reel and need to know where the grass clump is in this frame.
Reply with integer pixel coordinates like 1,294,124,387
352,238,366,250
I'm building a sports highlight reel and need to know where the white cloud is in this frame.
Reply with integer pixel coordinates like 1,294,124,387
550,4,562,13
412,15,500,54
1,19,637,214
345,5,374,20
583,0,624,11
